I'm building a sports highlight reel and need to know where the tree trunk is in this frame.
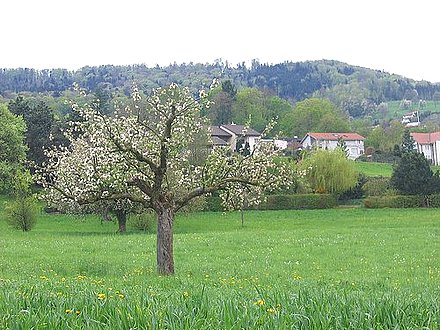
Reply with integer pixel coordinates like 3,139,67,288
156,204,174,275
115,209,127,233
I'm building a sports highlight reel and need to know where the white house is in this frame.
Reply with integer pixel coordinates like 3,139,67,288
301,132,365,160
411,132,440,165
210,124,261,152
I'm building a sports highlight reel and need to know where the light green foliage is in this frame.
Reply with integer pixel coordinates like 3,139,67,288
4,195,38,231
0,209,438,328
231,88,266,131
281,98,350,138
5,168,37,231
0,104,27,193
365,120,404,152
300,149,358,194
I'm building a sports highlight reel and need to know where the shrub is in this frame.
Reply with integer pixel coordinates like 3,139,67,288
129,212,156,232
262,194,337,210
204,197,223,212
204,194,337,211
364,195,425,208
362,177,396,197
5,196,38,231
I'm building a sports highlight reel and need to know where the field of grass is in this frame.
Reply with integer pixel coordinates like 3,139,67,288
381,100,440,122
354,161,393,177
1,206,439,329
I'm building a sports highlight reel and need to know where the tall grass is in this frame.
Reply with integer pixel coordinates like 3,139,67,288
1,208,439,329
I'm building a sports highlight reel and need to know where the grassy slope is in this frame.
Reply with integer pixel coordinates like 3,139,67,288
1,208,439,328
354,161,393,177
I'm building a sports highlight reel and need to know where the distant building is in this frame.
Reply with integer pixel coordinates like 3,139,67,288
209,124,261,152
301,132,365,160
401,111,420,128
411,132,440,165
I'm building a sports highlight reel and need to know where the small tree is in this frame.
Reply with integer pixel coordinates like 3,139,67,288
299,149,358,195
39,83,291,275
5,169,38,231
390,152,437,195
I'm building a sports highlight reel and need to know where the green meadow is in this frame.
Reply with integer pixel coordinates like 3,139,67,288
0,206,439,329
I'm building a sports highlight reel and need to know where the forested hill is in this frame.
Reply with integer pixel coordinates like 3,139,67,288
1,60,440,118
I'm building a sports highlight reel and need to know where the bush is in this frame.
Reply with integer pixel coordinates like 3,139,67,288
129,212,156,232
261,194,337,210
204,194,337,211
362,177,396,197
204,197,223,212
5,196,38,231
364,195,425,208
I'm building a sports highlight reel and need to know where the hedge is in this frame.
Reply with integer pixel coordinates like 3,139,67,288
203,194,337,212
364,194,440,208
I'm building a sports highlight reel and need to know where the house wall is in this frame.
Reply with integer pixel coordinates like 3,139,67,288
302,135,364,160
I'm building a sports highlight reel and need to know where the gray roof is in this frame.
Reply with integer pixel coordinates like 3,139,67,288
210,126,232,137
220,124,261,137
211,136,229,146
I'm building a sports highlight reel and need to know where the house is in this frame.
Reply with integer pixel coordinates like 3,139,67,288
210,124,261,152
411,132,440,165
301,132,365,160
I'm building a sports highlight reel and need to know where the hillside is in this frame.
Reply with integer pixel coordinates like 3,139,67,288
1,60,440,121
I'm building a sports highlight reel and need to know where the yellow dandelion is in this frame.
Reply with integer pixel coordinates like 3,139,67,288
267,308,276,314
254,299,265,306
65,309,72,314
97,293,106,300
117,293,125,299
75,310,81,315
183,291,189,298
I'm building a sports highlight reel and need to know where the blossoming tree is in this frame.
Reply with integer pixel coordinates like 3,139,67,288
39,83,291,275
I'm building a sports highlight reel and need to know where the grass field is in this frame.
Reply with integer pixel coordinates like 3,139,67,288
0,207,439,329
354,161,393,177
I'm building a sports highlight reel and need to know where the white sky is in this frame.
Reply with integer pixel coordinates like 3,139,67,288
1,0,440,82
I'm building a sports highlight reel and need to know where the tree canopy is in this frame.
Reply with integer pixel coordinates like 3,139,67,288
0,104,27,193
39,83,291,275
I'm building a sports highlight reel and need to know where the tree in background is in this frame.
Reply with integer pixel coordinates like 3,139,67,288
0,104,27,193
8,96,55,166
39,83,291,275
280,98,350,138
299,149,358,195
401,129,416,153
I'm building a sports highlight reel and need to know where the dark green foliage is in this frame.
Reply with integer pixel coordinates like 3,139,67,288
8,96,55,166
390,152,438,195
204,194,337,211
338,173,368,200
401,129,416,153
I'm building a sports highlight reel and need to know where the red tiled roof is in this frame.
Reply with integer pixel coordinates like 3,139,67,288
411,132,440,144
305,132,365,141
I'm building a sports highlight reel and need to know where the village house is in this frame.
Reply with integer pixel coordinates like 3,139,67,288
301,132,365,160
411,132,440,165
210,124,261,152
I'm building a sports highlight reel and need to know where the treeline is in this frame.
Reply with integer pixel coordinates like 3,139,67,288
2,60,440,119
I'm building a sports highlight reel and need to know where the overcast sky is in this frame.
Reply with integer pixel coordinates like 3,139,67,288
2,0,439,82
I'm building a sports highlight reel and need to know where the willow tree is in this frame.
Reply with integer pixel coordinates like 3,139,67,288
299,148,357,194
39,83,291,275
